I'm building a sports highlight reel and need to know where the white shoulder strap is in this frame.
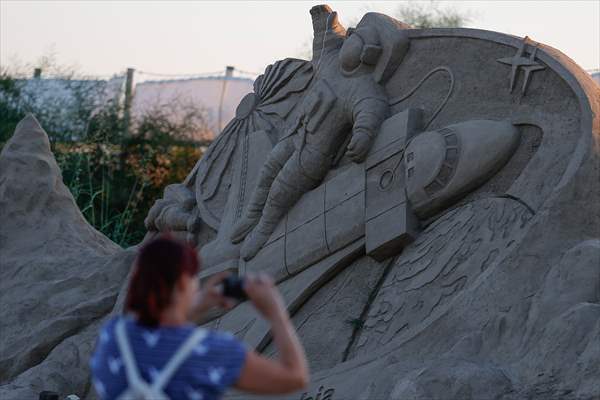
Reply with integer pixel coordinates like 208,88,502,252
151,328,208,391
114,319,208,398
115,319,148,391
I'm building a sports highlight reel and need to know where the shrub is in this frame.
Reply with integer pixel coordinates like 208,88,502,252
0,62,211,247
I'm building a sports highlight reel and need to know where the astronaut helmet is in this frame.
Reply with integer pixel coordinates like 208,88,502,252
339,25,381,75
339,13,411,83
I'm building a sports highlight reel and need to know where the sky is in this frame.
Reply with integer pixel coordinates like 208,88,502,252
1,1,599,79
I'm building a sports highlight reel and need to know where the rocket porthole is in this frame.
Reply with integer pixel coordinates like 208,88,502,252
379,169,394,190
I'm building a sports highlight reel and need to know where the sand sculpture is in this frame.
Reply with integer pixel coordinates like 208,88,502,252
1,4,599,399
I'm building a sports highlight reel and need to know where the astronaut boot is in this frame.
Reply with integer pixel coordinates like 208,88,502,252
240,225,272,261
231,215,260,244
239,189,290,260
230,187,270,244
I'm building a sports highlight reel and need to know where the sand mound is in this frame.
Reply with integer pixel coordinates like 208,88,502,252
0,115,132,398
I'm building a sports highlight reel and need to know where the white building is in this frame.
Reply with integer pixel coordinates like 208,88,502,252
3,76,125,139
5,68,254,142
131,75,253,141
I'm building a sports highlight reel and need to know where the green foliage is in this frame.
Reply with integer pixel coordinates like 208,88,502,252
0,70,25,143
395,1,471,28
51,103,207,247
0,62,210,247
54,140,203,247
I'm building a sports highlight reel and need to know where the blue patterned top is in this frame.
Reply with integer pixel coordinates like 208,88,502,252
90,316,247,400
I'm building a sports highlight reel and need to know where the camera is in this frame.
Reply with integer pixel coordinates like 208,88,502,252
221,276,248,301
38,392,59,400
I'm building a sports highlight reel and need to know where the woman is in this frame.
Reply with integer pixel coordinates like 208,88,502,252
90,236,309,399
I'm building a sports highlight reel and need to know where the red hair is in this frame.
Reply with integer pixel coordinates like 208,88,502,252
125,235,199,327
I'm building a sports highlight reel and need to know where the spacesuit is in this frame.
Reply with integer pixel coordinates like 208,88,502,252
232,13,408,260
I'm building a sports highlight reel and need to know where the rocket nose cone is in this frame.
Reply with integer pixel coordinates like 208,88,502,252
406,119,520,218
460,120,520,172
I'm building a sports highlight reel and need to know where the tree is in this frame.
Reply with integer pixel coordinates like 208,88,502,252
395,0,471,28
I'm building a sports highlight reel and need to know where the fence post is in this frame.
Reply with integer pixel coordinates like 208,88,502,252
33,68,42,79
123,68,135,137
120,68,135,171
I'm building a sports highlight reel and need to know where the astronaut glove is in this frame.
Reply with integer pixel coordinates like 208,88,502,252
346,129,374,163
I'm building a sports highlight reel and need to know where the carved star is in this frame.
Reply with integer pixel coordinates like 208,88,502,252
497,37,546,95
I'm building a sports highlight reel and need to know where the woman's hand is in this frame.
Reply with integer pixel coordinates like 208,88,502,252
244,273,287,322
189,272,236,320
235,272,309,394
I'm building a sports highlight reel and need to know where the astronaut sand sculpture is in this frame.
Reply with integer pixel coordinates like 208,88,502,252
230,12,409,260
0,4,586,399
141,6,600,399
